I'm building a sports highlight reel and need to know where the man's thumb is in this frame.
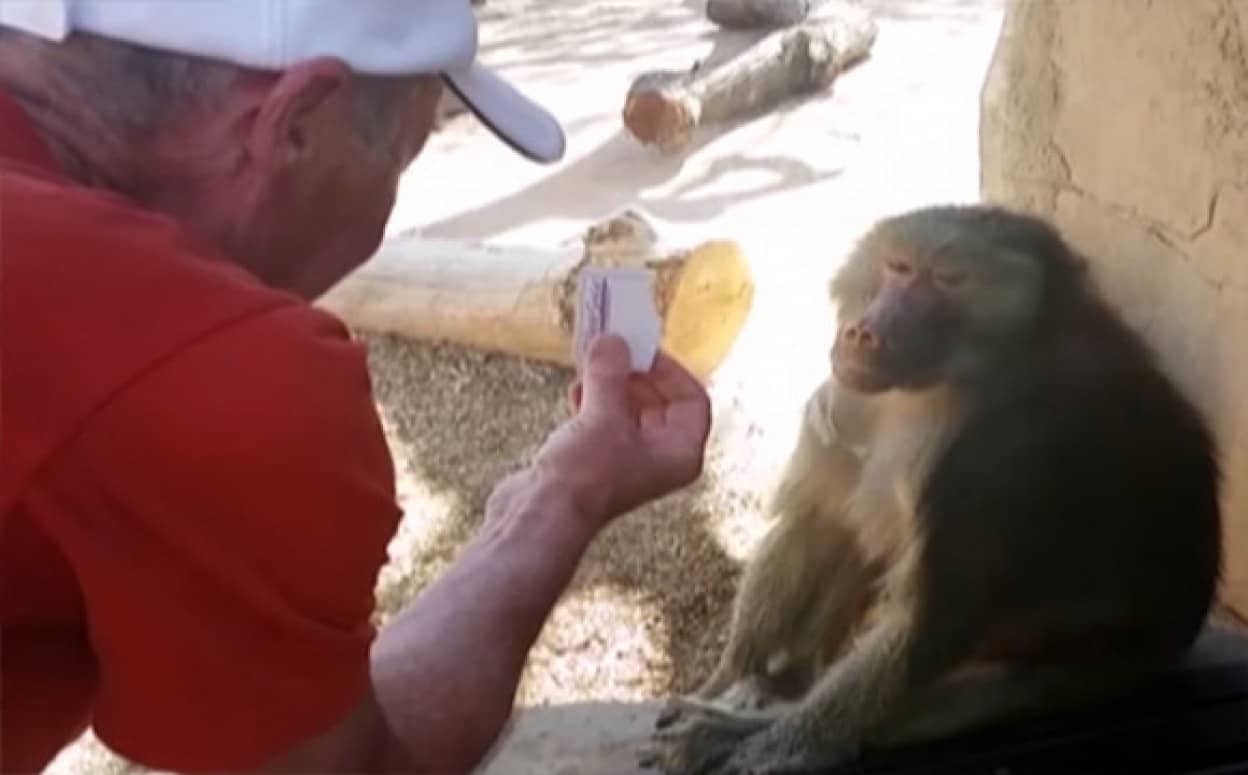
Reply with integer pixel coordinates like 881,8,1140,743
579,334,632,410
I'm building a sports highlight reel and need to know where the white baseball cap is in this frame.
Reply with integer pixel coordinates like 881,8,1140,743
0,0,566,163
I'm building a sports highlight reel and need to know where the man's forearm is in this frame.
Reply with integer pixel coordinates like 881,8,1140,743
368,471,601,772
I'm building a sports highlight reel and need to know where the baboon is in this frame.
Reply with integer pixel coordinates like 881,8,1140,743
643,204,1223,775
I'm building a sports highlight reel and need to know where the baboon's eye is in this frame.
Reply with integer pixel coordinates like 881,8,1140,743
934,269,968,289
884,258,913,276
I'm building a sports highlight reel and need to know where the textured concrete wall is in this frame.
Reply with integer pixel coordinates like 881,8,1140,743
980,0,1248,616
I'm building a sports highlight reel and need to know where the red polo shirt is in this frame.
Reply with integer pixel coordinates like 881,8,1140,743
0,90,402,771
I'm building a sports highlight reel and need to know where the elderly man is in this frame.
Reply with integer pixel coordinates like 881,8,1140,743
0,1,711,772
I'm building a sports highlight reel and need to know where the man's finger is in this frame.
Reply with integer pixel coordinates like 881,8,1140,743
643,350,706,402
579,333,633,411
646,352,712,442
627,377,665,410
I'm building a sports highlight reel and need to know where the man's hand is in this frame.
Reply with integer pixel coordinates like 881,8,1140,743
490,334,712,531
552,334,711,523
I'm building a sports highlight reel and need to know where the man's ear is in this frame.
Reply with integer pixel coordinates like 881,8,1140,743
247,58,353,169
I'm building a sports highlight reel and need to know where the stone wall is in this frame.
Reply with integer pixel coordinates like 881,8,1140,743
980,0,1248,617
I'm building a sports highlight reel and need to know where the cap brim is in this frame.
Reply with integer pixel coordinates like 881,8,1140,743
443,64,565,164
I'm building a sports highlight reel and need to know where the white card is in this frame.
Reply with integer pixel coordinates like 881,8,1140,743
572,266,662,372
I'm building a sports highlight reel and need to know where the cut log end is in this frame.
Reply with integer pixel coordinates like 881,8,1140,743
655,240,755,381
622,90,697,151
552,239,755,381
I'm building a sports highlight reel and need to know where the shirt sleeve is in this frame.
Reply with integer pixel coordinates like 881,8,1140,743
35,303,403,770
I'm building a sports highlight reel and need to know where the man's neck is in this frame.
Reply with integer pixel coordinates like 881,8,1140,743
0,78,255,268
1,80,139,194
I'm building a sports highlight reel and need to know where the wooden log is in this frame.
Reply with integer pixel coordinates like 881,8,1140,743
707,0,811,30
315,212,755,381
621,5,877,152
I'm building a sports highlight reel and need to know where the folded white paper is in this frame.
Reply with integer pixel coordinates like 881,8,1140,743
572,266,661,372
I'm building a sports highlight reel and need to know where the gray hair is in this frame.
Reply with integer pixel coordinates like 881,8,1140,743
0,28,401,145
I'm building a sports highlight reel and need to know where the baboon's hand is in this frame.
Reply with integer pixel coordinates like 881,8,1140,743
655,690,782,732
717,718,851,775
654,694,692,730
639,711,772,774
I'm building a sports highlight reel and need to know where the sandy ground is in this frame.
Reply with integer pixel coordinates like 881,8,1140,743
45,1,1009,772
